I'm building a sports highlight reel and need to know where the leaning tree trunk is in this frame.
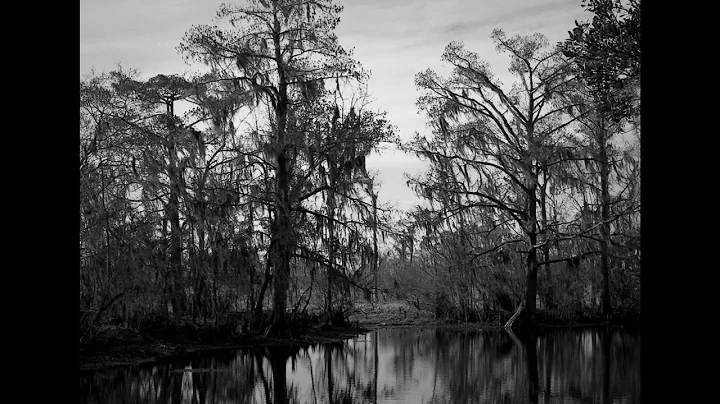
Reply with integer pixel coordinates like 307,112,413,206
504,300,524,329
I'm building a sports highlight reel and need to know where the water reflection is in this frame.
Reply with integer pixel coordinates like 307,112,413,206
80,327,640,404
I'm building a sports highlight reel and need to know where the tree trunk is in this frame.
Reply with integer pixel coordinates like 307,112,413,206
196,200,207,323
254,260,272,329
372,192,379,303
167,102,186,320
599,126,613,319
540,169,554,312
325,173,337,324
161,218,171,321
525,246,539,323
504,301,524,329
524,180,540,331
266,135,292,337
100,169,111,298
265,12,292,338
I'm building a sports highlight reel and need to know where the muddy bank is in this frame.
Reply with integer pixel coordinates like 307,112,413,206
80,314,637,371
79,324,368,371
358,319,631,331
79,321,504,371
360,319,503,331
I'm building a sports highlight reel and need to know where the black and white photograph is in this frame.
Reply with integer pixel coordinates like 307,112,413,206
79,0,641,402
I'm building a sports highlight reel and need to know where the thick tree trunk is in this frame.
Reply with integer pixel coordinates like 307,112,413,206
266,14,292,338
253,260,272,329
267,229,291,337
522,129,540,332
266,188,291,338
525,247,539,319
524,184,540,332
540,170,554,312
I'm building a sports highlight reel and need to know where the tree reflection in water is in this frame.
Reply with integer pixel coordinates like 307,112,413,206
80,327,640,404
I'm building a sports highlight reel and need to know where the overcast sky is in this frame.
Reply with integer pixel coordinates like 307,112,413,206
80,0,591,213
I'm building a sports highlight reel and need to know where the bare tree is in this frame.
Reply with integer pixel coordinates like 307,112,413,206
409,29,583,330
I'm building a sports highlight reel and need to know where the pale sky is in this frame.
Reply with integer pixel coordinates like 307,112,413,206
80,0,590,213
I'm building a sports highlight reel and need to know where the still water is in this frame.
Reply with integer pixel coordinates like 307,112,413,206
80,327,640,404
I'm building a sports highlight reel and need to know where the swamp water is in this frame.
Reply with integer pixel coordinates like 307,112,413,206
80,327,640,404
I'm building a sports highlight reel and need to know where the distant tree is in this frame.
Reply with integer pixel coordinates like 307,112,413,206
120,73,199,318
358,175,381,302
559,0,641,319
80,70,137,340
290,91,393,324
550,80,639,320
80,65,260,332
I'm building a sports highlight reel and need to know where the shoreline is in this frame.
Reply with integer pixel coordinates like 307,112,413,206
80,319,636,371
79,325,368,371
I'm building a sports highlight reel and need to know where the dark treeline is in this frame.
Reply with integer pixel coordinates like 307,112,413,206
79,0,395,344
79,0,640,346
389,0,640,331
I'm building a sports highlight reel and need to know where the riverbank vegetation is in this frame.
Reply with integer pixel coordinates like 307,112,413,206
80,0,640,361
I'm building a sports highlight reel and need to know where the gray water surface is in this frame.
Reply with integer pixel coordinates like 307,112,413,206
79,327,640,404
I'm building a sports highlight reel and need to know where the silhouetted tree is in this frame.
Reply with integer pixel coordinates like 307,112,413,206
410,29,583,329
